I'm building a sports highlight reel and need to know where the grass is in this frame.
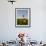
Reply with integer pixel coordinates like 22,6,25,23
17,19,28,25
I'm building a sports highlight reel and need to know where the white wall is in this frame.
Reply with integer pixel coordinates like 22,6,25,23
0,0,46,42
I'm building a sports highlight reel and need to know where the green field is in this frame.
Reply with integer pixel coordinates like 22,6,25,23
17,19,28,25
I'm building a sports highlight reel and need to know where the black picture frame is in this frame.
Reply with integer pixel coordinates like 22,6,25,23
15,8,31,28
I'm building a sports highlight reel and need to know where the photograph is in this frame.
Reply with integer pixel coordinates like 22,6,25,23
15,8,31,27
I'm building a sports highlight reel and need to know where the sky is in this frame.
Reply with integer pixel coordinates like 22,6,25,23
17,9,28,18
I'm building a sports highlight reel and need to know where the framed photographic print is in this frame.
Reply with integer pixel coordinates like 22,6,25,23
15,8,31,27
